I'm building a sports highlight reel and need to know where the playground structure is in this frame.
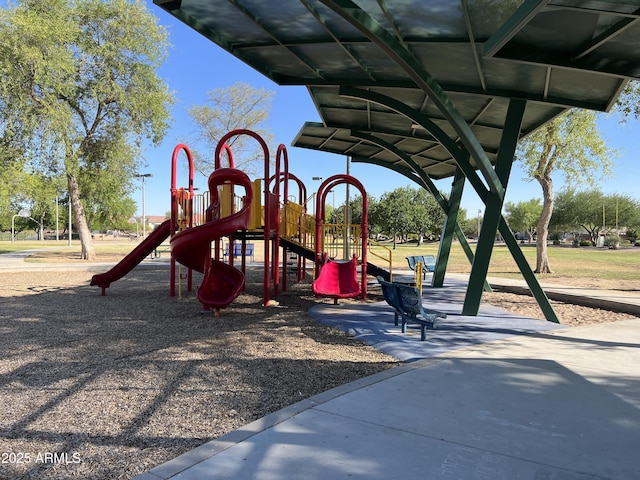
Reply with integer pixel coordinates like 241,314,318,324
91,129,389,313
310,174,368,303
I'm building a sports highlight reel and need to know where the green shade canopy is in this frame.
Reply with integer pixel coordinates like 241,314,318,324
154,0,640,321
154,0,639,178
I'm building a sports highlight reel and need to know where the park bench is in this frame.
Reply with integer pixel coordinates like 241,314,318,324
378,277,446,341
406,255,436,279
224,243,255,262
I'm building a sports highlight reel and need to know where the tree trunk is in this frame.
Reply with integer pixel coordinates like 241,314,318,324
67,173,95,260
535,176,554,273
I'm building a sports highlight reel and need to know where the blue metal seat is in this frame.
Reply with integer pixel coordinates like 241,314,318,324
378,277,446,341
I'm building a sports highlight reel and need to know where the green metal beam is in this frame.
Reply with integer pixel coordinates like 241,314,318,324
340,86,491,197
352,157,558,322
433,168,479,289
463,98,525,314
350,132,448,210
318,0,505,199
483,0,549,58
339,88,557,322
499,217,559,322
572,17,639,62
349,131,488,290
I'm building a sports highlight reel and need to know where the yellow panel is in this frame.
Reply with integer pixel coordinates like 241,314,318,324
249,179,263,230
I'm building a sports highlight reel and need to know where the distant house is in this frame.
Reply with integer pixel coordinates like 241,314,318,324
145,216,168,229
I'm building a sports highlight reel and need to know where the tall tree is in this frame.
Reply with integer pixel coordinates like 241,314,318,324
371,186,414,248
504,199,542,243
411,189,446,244
0,0,173,259
187,82,274,178
553,189,640,245
516,109,614,273
609,80,640,122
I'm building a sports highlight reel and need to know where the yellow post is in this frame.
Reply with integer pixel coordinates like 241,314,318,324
415,261,423,291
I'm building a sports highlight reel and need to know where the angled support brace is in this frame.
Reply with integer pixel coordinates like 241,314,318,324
340,86,488,197
463,98,525,313
319,0,504,199
432,168,481,289
339,86,557,321
350,131,488,290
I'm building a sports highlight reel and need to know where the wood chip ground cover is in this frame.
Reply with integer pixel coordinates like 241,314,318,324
1,265,637,479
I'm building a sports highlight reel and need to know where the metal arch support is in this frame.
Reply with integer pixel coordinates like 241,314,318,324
462,99,559,322
464,99,527,312
340,86,490,198
317,0,504,199
349,131,489,291
344,90,558,322
434,168,471,289
483,0,549,58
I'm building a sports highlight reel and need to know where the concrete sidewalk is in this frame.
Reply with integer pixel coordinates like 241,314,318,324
133,273,640,480
135,318,640,480
0,247,169,272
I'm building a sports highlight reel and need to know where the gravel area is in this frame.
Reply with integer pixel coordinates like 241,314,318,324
1,260,637,479
0,266,397,479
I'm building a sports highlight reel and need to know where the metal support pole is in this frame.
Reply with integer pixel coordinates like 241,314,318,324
55,195,59,241
432,169,469,288
135,173,152,239
463,98,526,315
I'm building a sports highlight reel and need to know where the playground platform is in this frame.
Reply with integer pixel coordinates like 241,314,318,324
134,272,640,480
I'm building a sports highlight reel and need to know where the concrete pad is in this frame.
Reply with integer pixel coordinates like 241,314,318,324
132,273,639,480
137,319,640,480
309,300,565,362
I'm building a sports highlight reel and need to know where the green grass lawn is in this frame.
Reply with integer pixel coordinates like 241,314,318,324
4,239,640,282
0,240,138,257
372,241,640,282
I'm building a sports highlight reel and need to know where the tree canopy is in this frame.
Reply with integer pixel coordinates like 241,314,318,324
186,82,274,178
368,186,451,247
516,109,614,272
505,199,542,243
553,189,640,245
0,0,173,258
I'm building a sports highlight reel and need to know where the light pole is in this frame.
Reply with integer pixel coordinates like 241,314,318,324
54,194,59,241
135,173,152,238
312,177,323,215
68,196,72,246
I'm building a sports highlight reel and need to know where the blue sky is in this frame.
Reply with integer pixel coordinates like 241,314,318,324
138,1,639,220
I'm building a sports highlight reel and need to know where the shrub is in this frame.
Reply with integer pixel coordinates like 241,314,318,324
604,234,621,249
579,240,592,247
550,232,562,245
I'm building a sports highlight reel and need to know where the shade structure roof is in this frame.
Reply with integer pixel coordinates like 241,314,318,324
154,0,640,179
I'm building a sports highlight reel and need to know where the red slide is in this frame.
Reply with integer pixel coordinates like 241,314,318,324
91,220,171,295
171,168,253,311
312,254,361,304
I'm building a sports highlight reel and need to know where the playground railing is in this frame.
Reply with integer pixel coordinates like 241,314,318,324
321,223,362,260
280,201,316,252
368,239,393,280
